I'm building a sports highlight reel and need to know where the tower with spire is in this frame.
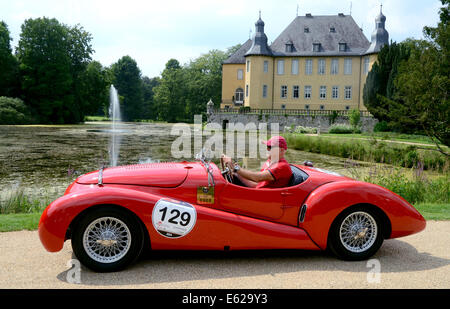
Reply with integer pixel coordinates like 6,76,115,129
366,5,389,54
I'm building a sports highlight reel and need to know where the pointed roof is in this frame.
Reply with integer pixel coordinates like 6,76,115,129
245,13,273,57
270,14,370,56
366,6,389,54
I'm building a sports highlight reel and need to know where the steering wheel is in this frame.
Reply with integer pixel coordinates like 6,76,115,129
220,157,233,183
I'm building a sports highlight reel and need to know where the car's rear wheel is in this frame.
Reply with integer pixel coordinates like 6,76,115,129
71,207,144,272
328,206,384,261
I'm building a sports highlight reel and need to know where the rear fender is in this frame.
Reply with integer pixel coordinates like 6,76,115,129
299,181,425,250
38,186,161,252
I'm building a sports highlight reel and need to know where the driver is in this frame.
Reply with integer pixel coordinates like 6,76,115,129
221,136,292,188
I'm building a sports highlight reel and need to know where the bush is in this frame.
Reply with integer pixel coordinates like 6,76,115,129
294,126,317,134
374,120,390,132
363,166,449,205
0,97,33,124
328,124,358,134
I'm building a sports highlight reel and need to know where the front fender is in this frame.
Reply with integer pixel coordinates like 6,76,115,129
38,185,162,252
300,181,426,250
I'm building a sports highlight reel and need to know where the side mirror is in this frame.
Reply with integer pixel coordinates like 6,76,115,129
303,161,314,167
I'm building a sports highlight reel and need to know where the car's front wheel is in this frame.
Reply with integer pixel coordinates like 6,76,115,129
71,207,144,272
328,206,384,261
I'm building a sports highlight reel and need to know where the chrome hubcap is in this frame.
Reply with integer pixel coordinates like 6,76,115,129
339,211,377,253
83,217,131,263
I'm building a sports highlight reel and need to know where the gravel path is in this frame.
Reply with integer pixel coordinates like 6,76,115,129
1,221,449,289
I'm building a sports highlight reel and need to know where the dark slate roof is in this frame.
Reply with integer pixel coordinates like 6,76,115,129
270,14,370,56
223,39,253,64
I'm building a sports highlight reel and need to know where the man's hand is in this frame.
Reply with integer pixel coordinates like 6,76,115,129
221,154,233,170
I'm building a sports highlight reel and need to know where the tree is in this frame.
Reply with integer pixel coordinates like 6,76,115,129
16,17,94,123
153,59,187,122
17,18,73,124
394,0,450,152
0,21,20,97
362,41,411,129
141,76,160,120
111,56,144,121
184,49,228,118
79,61,110,117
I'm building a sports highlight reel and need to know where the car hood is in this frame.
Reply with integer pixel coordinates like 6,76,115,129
76,162,190,187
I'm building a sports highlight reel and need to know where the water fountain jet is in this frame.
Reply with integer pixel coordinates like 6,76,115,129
109,85,122,166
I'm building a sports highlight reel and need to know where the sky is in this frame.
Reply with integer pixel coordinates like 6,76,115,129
1,0,443,78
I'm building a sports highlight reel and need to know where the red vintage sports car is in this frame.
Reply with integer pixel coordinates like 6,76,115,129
39,155,426,272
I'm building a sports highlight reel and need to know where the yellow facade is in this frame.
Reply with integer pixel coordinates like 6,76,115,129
221,63,245,107
222,55,377,111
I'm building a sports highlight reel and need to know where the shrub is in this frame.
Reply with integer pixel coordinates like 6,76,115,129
374,120,390,132
294,126,317,134
0,97,33,124
328,124,355,134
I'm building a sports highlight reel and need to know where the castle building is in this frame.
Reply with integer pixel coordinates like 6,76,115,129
221,9,389,112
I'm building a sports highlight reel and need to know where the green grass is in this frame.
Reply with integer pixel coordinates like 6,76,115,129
414,203,450,221
0,213,42,232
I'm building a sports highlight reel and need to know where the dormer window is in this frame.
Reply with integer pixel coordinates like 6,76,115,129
330,27,336,33
304,27,309,33
285,41,295,53
313,43,321,52
339,42,347,52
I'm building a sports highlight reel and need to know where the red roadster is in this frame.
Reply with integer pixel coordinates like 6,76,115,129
39,156,426,272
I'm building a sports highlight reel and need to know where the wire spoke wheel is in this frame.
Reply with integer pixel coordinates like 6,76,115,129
83,216,132,263
339,211,377,253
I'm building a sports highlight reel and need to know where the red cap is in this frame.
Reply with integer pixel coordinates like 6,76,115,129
263,136,288,150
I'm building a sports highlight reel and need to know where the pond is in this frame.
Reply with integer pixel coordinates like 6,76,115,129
0,121,423,203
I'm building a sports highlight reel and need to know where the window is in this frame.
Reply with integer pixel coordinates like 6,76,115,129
281,85,288,98
237,69,243,80
293,85,299,98
246,85,249,97
344,58,352,75
313,43,321,52
277,59,285,75
319,86,327,99
331,58,339,75
339,42,347,52
320,105,325,110
318,59,326,75
364,57,370,74
330,27,336,33
332,86,339,99
262,85,268,98
264,60,269,73
291,59,299,75
281,104,286,109
305,59,313,75
345,86,352,100
285,43,294,53
246,60,250,72
304,86,312,99
235,88,244,104
305,104,310,109
304,27,309,33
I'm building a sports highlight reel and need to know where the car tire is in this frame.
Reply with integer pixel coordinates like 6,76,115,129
71,207,145,272
328,206,384,261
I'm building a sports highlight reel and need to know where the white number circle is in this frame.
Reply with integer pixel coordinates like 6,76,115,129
152,199,197,238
